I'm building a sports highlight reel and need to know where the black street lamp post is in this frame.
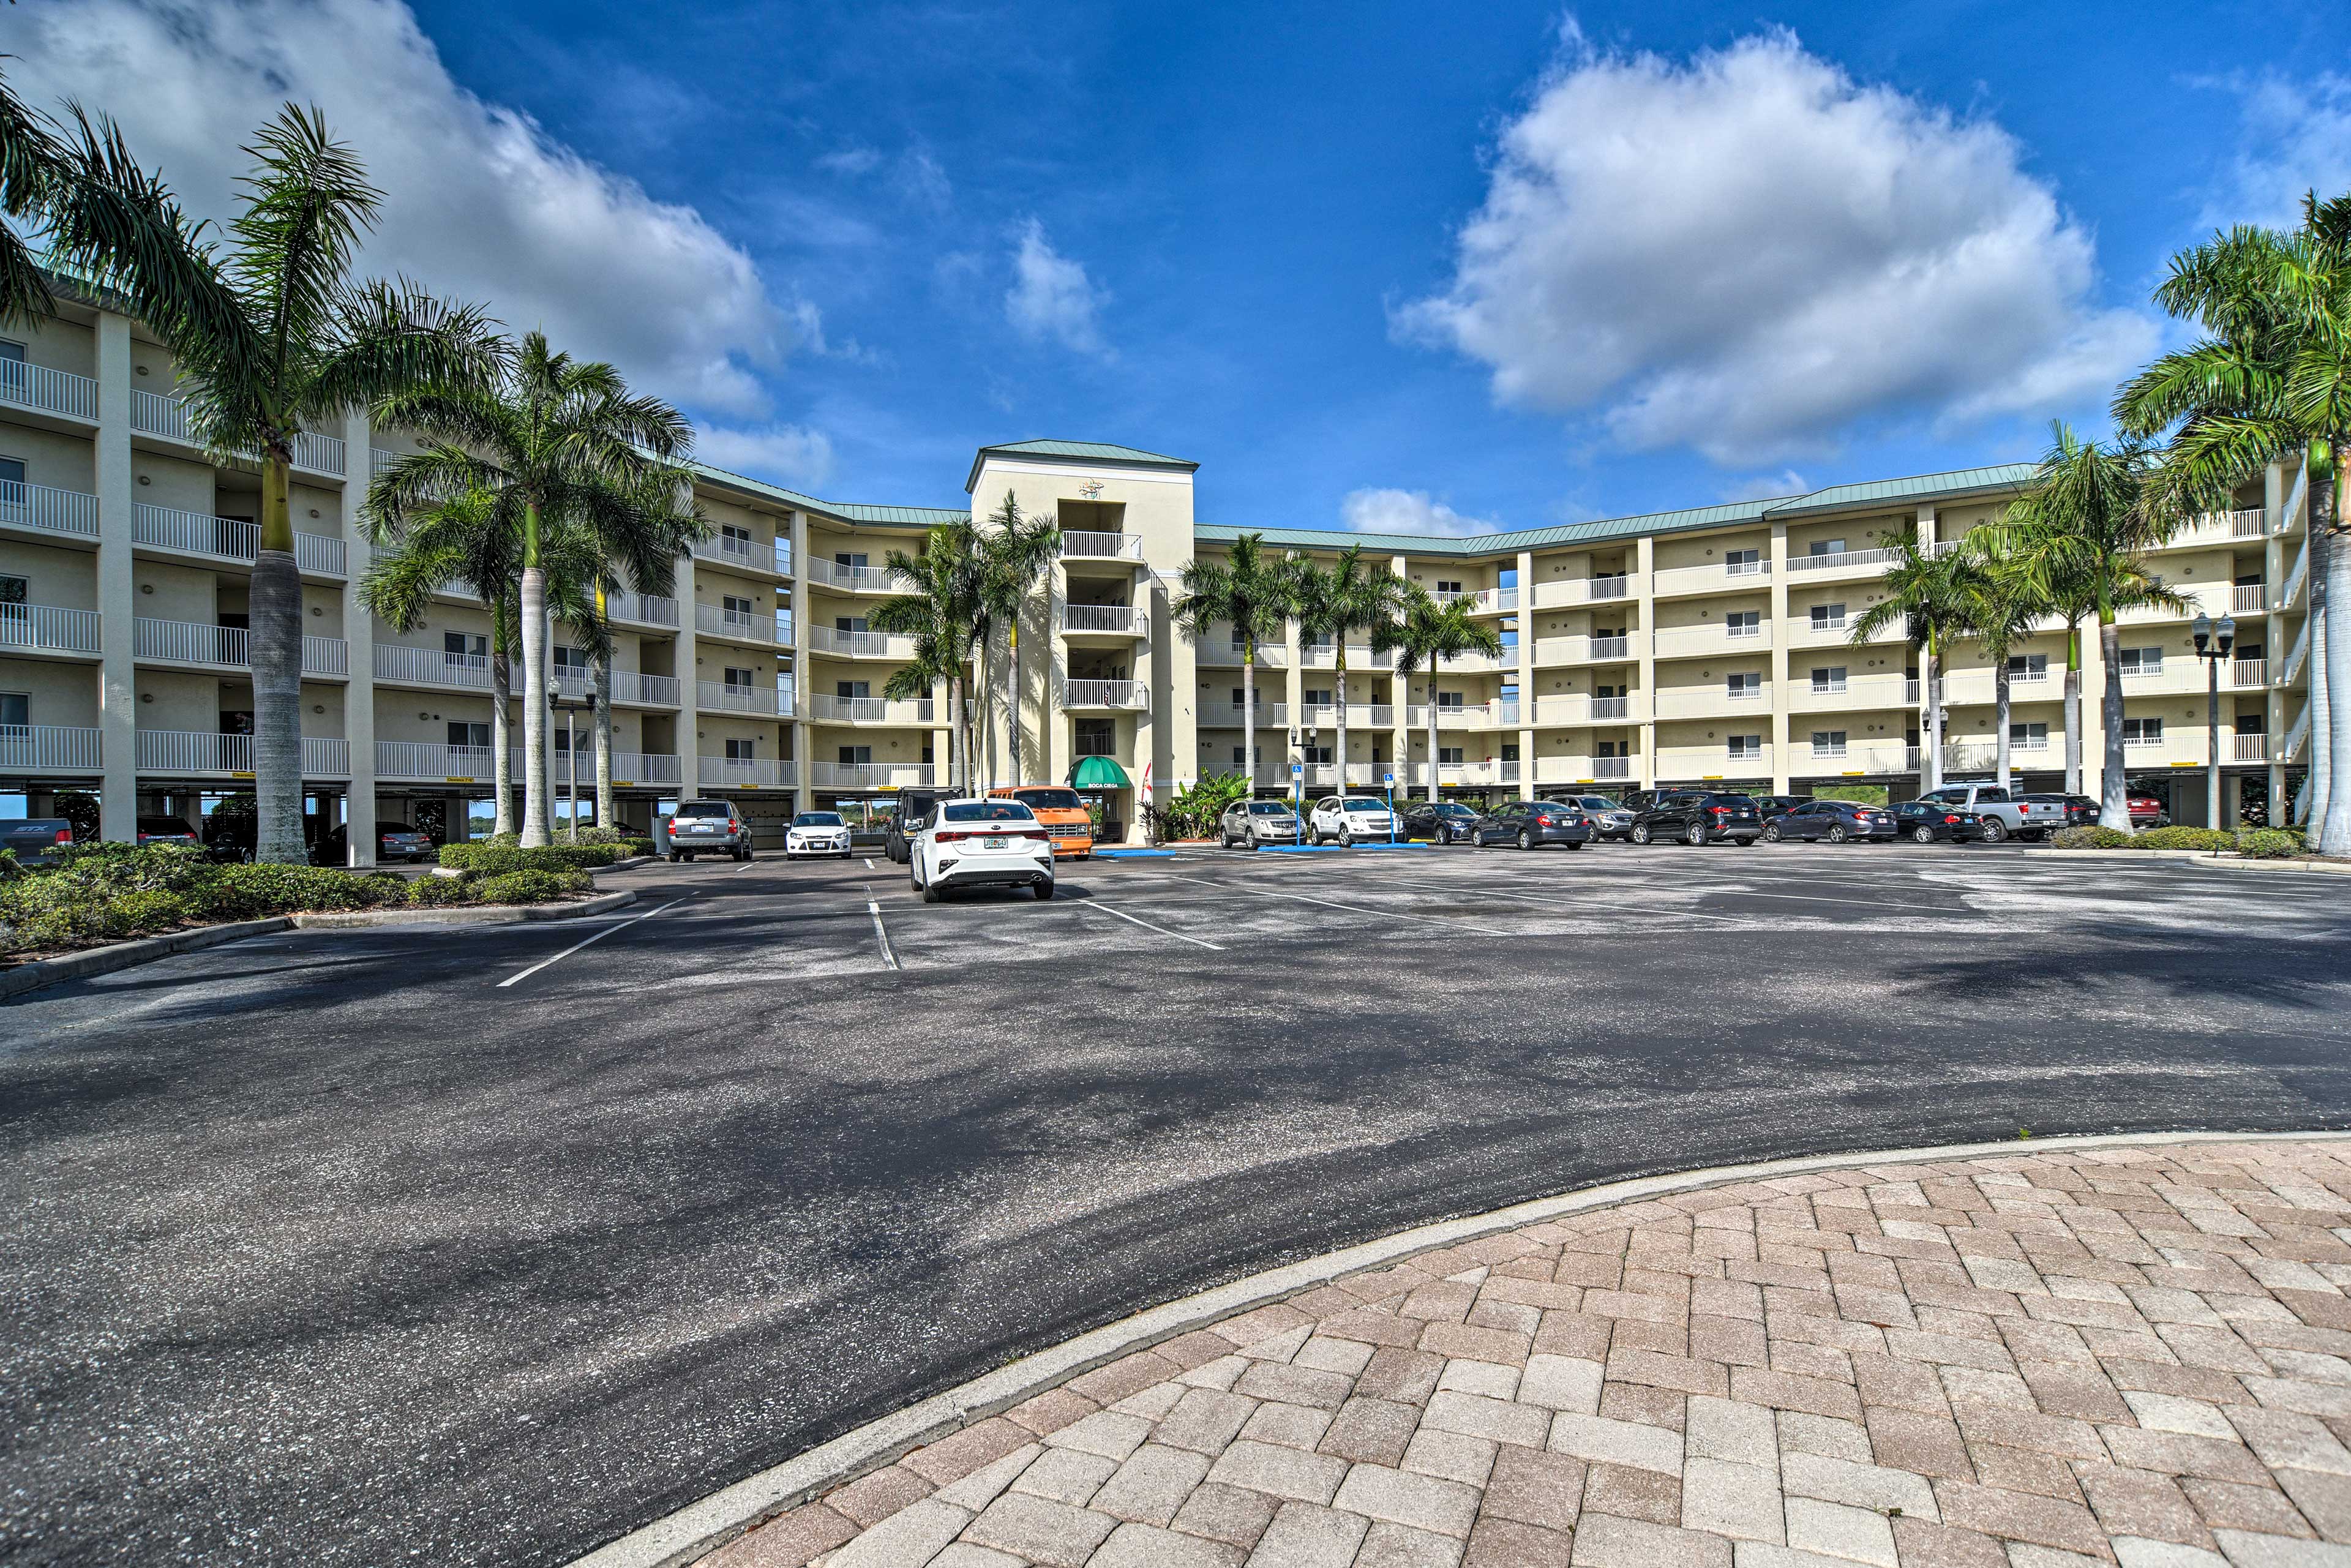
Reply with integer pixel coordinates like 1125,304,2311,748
2191,612,2236,830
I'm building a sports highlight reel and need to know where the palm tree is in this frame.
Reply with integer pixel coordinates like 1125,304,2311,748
2114,192,2351,850
1973,423,2189,828
1287,544,1407,797
1172,534,1292,798
974,492,1061,787
1377,587,1504,803
1955,552,2043,793
874,526,981,791
1849,529,1982,795
367,332,694,845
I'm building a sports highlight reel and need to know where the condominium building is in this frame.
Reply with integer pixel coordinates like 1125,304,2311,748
1,279,2311,860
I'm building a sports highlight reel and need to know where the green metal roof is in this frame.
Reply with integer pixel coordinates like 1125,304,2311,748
1758,462,2038,520
689,460,969,530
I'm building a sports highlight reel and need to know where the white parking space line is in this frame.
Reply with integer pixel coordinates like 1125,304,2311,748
1707,888,1962,912
495,897,691,988
864,857,876,869
1087,901,1224,950
735,857,761,872
1171,874,1512,936
864,887,901,970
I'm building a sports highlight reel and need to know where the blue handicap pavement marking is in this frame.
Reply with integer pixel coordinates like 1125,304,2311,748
1093,849,1175,859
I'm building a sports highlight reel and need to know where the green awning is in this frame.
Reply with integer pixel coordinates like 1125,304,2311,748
1069,755,1132,789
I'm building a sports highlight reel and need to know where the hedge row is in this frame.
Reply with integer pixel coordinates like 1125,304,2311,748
438,842,624,872
0,844,595,957
2048,824,2304,858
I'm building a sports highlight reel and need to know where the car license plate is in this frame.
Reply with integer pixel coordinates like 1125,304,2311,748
985,836,1008,849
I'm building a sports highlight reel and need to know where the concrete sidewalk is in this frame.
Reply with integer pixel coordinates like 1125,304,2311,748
699,1139,2351,1568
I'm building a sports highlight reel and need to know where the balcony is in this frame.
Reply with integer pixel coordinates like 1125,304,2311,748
697,602,778,645
1059,604,1145,636
2165,508,2270,546
692,534,787,576
806,624,915,659
696,680,788,717
1653,623,1768,659
606,591,679,628
134,617,347,677
1794,740,1911,775
1298,703,1393,729
1197,701,1288,727
2235,733,2271,762
1406,704,1490,729
2233,659,2268,688
127,391,347,474
1298,643,1395,670
2233,582,2268,615
697,756,798,790
0,359,99,422
1652,559,1770,598
0,603,102,658
1194,639,1286,667
1657,746,1772,781
136,730,349,777
1531,574,1640,609
808,760,935,790
804,694,936,724
376,642,494,691
1299,762,1390,789
1066,679,1147,710
130,503,346,576
548,666,681,707
0,479,100,541
1433,587,1518,614
1061,530,1144,560
0,724,102,772
375,742,501,781
1791,674,1913,713
371,447,399,477
1534,754,1633,784
806,558,899,593
1787,546,1897,580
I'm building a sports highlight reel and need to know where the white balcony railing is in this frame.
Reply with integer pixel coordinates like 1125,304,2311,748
808,761,937,790
804,694,936,724
1060,531,1144,560
697,602,777,644
0,359,100,421
133,617,347,675
696,680,786,716
604,752,683,785
133,730,348,776
2233,659,2268,688
806,624,916,658
0,603,102,656
2234,733,2271,762
546,666,680,707
2168,508,2270,546
0,724,102,771
1198,702,1289,727
127,391,347,473
697,756,798,789
693,535,787,576
1065,679,1146,709
1060,604,1144,634
376,741,499,781
606,591,679,628
132,503,344,574
808,558,899,593
2233,582,2268,615
1299,643,1394,670
375,642,495,690
1653,560,1771,596
371,446,399,477
1789,547,1896,576
0,479,100,538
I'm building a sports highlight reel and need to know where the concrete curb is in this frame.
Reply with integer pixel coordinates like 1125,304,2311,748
291,890,637,928
2028,848,2351,873
568,1127,2351,1568
1,917,293,1000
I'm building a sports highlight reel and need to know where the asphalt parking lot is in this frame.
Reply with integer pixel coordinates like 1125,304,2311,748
5,841,2350,1567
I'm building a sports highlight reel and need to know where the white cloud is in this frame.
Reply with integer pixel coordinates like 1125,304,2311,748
1340,488,1496,538
1004,219,1109,356
1397,28,2158,466
1719,471,1809,503
9,0,791,418
694,424,836,490
2203,72,2351,230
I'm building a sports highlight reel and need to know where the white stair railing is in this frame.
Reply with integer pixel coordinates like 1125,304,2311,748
2285,704,2311,760
2282,536,2309,609
2283,615,2311,686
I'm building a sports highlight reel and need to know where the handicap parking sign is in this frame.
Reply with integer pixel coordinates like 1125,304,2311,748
1382,772,1395,786
1291,762,1303,777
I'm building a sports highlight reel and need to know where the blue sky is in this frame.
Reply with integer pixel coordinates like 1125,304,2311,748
17,2,2351,531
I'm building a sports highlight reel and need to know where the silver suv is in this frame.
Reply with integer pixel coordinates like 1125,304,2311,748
664,800,754,862
1220,799,1303,849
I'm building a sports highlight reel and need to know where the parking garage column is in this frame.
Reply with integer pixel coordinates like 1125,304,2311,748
94,310,137,842
1516,549,1535,793
1768,520,1791,793
675,546,700,807
1129,560,1153,841
342,408,378,866
1391,553,1411,797
789,509,812,812
1635,535,1657,789
1284,593,1305,795
2264,464,2288,813
1916,506,1938,790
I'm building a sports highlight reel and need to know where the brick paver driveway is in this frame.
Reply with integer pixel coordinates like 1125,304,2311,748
712,1139,2351,1568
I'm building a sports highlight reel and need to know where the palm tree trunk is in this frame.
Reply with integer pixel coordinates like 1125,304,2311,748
1994,663,2012,793
2304,585,2329,828
490,637,514,838
250,453,308,865
1922,640,1943,792
1426,673,1441,804
1241,647,1257,796
947,672,964,793
593,656,613,833
2098,615,2129,831
2319,480,2351,855
2063,623,2083,796
519,503,552,847
1005,623,1020,784
1334,652,1350,797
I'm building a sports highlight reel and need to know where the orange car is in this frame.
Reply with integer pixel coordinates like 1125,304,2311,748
989,785,1095,859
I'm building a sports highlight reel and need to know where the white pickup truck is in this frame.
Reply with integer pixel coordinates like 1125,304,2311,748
1914,782,2066,842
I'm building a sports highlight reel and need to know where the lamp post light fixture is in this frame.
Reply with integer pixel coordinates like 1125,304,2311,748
2191,612,2236,830
547,679,598,844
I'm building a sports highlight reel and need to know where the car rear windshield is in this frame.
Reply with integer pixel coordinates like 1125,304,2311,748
1247,802,1292,816
943,801,1035,822
673,801,732,818
1434,803,1476,817
793,812,844,827
1577,798,1616,810
138,817,193,833
1013,789,1084,810
1341,798,1389,811
1703,793,1756,805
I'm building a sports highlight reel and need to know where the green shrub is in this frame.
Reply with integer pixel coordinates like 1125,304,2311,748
576,825,627,845
2237,828,2301,860
621,837,658,858
2131,827,2234,852
473,868,591,904
2051,825,2135,849
408,876,476,906
438,842,619,873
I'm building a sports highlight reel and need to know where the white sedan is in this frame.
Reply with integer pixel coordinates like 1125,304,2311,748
786,809,854,858
1308,795,1400,846
910,797,1056,901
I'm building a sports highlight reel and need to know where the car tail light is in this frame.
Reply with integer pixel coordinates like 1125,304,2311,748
55,828,73,844
1944,814,1959,823
1712,806,1728,818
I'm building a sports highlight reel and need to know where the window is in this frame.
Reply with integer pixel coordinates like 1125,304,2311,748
553,644,587,672
1727,610,1761,637
724,666,756,691
1436,580,1463,596
0,691,26,728
1811,730,1848,757
442,631,486,664
1075,718,1116,755
2117,647,2164,675
2010,722,2049,749
1439,746,1464,765
1728,734,1763,760
834,614,866,634
1810,603,1847,631
723,594,755,618
446,721,489,748
1436,691,1464,711
722,523,751,547
834,679,869,700
0,341,22,403
1597,740,1626,759
1725,548,1761,575
0,455,23,489
1501,742,1520,762
1303,688,1332,708
0,572,23,604
836,744,871,765
2007,653,2049,681
1727,672,1762,699
1808,538,1847,557
1810,666,1847,694
2123,717,2164,745
833,551,868,569
724,737,758,761
1303,743,1332,764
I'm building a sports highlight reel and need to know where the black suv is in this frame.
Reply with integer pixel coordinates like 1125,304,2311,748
1402,800,1483,844
1474,800,1594,850
1629,790,1763,846
885,788,950,863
